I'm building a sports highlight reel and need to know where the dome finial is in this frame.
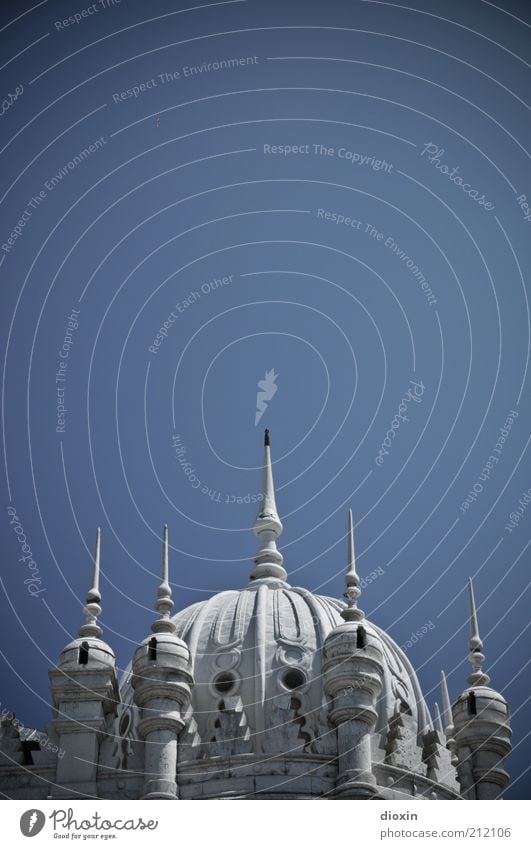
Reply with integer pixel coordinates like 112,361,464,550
341,508,364,622
440,670,459,766
250,429,287,582
78,528,103,639
152,524,177,634
253,429,282,537
466,576,490,686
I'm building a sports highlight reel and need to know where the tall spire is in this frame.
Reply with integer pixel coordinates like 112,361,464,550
250,429,287,582
341,508,364,622
152,524,177,634
79,528,103,639
440,670,459,766
440,670,453,735
467,576,490,686
433,701,444,734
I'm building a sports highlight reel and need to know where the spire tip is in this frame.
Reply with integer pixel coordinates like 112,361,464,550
250,430,286,582
342,508,363,621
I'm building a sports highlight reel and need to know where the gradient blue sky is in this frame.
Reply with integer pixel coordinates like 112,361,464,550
1,0,529,798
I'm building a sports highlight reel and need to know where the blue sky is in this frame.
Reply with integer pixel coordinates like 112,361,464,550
1,0,529,799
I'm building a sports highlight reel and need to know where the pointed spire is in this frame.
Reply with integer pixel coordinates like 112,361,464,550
152,524,177,634
440,670,454,735
250,430,287,582
253,429,283,537
341,508,364,622
466,576,490,686
79,528,103,639
467,575,482,652
440,670,459,766
433,702,444,734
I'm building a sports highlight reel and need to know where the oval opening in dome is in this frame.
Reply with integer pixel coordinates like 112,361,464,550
282,668,305,690
213,672,236,694
119,711,130,737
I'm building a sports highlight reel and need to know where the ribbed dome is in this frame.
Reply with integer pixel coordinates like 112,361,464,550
0,434,511,801
118,577,432,756
114,435,436,778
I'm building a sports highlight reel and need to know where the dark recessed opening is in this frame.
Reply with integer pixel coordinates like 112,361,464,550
78,641,89,665
282,668,305,690
119,712,130,736
356,625,367,649
21,740,39,766
148,637,157,661
467,691,477,715
213,672,235,694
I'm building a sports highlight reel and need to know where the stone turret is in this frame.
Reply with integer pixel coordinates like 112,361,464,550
131,526,194,799
48,529,119,798
452,578,512,799
322,509,384,798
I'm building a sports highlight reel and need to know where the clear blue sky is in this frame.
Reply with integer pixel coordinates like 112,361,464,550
1,0,529,799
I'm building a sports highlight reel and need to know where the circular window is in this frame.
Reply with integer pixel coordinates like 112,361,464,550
213,671,236,694
281,668,305,690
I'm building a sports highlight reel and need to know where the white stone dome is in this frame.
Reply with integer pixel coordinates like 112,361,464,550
105,435,459,799
58,636,116,670
0,438,511,801
183,577,431,748
117,576,432,759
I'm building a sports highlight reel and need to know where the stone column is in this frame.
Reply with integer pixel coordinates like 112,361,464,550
132,633,193,799
323,622,383,798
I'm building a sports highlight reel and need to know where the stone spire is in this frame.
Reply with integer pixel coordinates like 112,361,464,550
440,669,458,767
322,507,383,798
342,508,364,622
440,670,453,735
152,524,177,634
451,578,512,799
132,525,194,800
433,702,444,734
50,526,119,798
467,576,490,686
78,528,103,639
250,429,287,582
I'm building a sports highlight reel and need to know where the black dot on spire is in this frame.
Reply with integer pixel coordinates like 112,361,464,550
264,428,270,446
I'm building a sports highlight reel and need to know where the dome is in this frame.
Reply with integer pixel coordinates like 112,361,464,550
109,434,449,799
117,576,432,760
0,435,510,801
